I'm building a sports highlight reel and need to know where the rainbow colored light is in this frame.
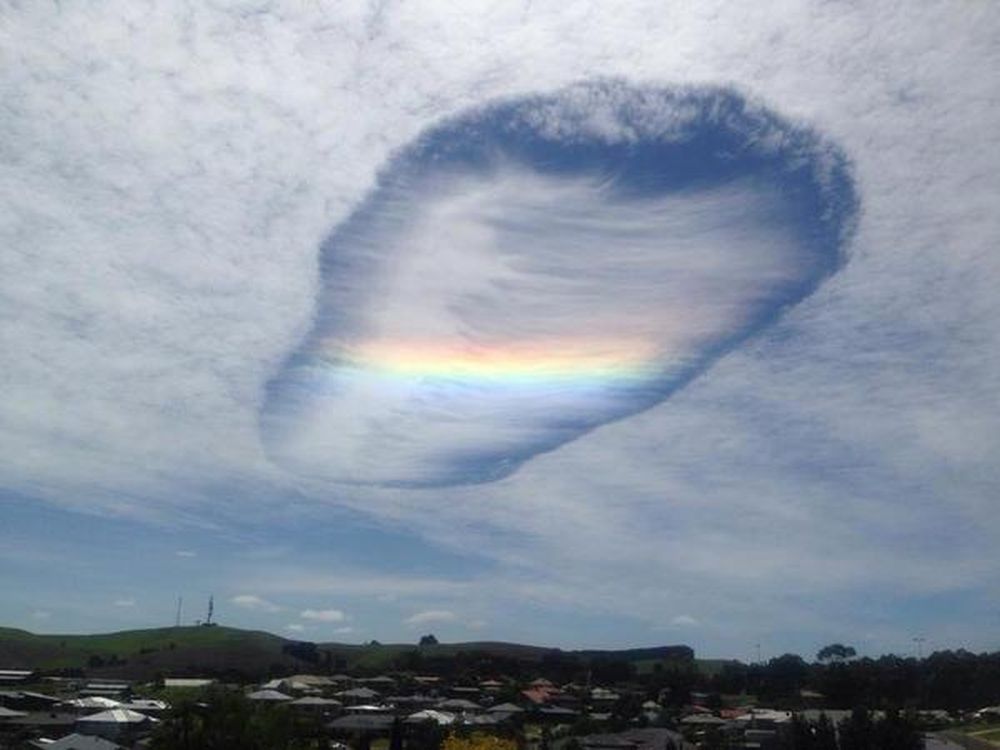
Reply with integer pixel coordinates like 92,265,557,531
314,337,660,386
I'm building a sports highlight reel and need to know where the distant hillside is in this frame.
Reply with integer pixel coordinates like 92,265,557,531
0,625,703,683
0,625,293,680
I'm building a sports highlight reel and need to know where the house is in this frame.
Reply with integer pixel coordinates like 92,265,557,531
62,697,122,713
435,698,482,714
0,705,28,721
591,687,621,707
162,677,215,689
29,732,127,750
521,686,559,705
580,728,684,750
538,705,580,722
246,689,293,702
336,686,381,704
487,702,524,715
288,696,343,715
80,682,131,699
405,709,457,726
75,708,158,740
0,669,35,685
448,686,482,700
3,711,79,735
386,694,437,711
327,713,396,734
119,698,169,714
360,675,397,690
0,690,62,711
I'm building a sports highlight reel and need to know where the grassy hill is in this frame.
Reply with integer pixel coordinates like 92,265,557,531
0,625,707,683
0,625,293,679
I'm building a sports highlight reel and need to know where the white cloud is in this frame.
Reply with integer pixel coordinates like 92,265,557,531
301,608,347,623
230,594,281,613
285,623,305,633
405,610,457,626
671,615,699,627
333,626,354,635
31,610,51,620
175,551,197,558
0,0,998,652
114,598,136,608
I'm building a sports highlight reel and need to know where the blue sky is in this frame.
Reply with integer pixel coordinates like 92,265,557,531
1,1,999,660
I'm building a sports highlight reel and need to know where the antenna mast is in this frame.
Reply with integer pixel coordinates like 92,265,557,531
175,596,183,628
206,595,214,626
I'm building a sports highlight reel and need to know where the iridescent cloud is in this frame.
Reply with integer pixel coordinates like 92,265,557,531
262,81,857,487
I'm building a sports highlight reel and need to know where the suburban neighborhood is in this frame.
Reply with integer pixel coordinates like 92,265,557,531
1,635,998,750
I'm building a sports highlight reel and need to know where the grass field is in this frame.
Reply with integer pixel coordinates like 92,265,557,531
970,728,1000,745
0,625,703,682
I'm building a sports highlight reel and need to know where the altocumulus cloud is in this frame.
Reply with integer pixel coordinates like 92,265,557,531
230,594,281,613
0,1,998,652
404,610,457,626
301,609,347,623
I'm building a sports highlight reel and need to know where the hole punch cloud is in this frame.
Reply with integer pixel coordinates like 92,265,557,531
262,81,857,488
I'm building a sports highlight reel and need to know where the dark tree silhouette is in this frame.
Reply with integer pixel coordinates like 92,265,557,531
817,644,857,662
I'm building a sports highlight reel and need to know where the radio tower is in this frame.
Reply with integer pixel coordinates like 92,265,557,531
206,595,214,626
175,596,183,628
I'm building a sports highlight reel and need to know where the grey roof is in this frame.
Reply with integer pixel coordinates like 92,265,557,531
580,738,636,749
436,698,482,711
488,702,525,713
405,710,456,726
162,678,215,688
581,728,684,750
5,711,77,727
119,699,169,712
328,714,396,732
63,697,122,710
290,696,343,706
680,714,728,725
337,687,381,698
20,691,61,701
247,689,293,701
539,706,579,716
459,714,505,726
76,708,154,724
361,676,397,684
0,705,28,718
34,733,126,750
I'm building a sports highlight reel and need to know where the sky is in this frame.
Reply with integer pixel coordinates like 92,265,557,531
1,0,999,661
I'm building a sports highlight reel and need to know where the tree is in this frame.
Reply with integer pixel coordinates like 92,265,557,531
441,733,518,750
390,718,405,750
817,644,857,663
762,654,809,699
420,634,439,646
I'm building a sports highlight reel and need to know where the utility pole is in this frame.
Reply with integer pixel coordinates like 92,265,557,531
913,636,926,659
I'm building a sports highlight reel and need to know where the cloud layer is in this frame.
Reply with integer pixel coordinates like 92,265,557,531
1,1,998,653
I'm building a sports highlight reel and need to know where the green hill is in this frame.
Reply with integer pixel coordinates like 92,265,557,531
0,625,705,683
0,625,292,679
